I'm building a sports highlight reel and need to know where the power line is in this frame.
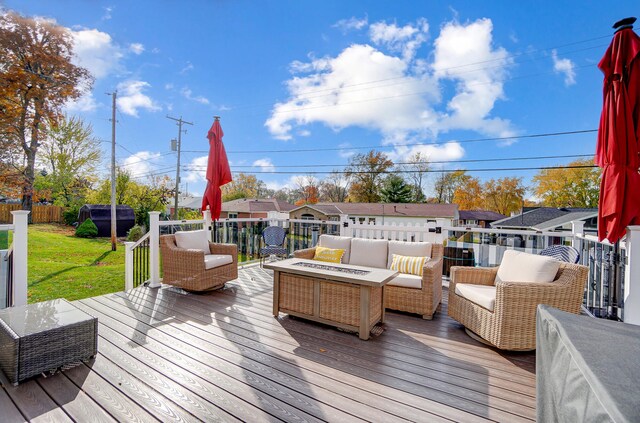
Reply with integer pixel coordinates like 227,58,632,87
190,154,594,170
182,164,597,176
182,128,597,155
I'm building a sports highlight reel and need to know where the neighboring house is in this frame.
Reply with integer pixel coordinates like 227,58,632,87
455,210,507,228
220,198,295,219
491,207,598,233
167,195,203,216
289,202,459,227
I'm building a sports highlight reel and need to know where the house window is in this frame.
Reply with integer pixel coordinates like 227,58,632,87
301,213,314,228
358,217,366,224
228,213,238,219
368,218,376,224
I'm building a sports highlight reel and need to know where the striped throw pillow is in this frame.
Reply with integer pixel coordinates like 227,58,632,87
313,246,345,263
390,254,427,276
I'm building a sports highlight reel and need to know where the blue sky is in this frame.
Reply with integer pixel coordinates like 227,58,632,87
4,1,638,199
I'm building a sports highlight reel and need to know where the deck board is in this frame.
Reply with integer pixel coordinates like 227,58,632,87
1,266,537,422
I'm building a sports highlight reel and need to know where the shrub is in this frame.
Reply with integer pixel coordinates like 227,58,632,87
127,225,145,242
63,205,80,226
75,218,98,238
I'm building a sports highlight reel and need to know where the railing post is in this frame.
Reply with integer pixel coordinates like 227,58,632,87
11,210,29,307
148,211,161,288
571,220,584,249
623,226,640,325
339,214,349,237
124,241,134,291
203,209,213,241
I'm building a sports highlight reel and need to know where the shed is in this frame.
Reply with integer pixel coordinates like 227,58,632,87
78,204,136,237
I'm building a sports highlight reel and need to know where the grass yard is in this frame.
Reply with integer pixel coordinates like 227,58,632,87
28,224,125,303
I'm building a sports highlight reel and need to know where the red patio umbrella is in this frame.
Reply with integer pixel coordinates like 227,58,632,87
595,17,640,243
201,116,232,219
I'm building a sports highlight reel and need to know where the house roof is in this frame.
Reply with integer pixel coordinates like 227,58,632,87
491,207,598,230
178,196,203,209
222,198,295,213
532,210,598,231
291,202,458,218
458,210,507,221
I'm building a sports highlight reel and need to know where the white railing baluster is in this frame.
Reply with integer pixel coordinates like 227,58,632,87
148,211,161,288
11,211,29,307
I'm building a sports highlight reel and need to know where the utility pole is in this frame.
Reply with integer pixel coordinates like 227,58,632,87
108,91,117,251
167,115,193,219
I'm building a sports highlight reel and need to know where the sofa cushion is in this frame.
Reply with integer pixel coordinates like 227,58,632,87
495,250,560,284
175,230,210,253
455,284,497,312
204,254,233,270
313,246,344,263
390,254,427,276
387,273,422,289
387,241,432,268
349,238,388,268
318,235,352,264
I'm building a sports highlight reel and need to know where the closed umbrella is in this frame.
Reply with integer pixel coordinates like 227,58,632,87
201,116,232,220
595,17,640,244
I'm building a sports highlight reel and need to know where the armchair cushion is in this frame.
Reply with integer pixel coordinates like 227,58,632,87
175,229,210,253
349,238,388,268
387,241,432,267
313,246,345,263
496,250,560,284
204,254,233,270
390,254,427,276
318,235,352,263
387,273,422,289
454,284,497,312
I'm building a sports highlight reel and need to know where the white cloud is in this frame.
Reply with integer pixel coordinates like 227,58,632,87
297,129,311,137
65,91,98,113
551,49,576,86
71,28,124,79
385,141,465,163
183,156,209,183
101,6,113,21
252,158,275,173
432,18,515,137
266,17,516,160
333,16,368,32
180,61,194,74
129,43,144,55
116,80,161,117
338,142,355,159
165,83,174,90
180,87,210,104
122,151,162,179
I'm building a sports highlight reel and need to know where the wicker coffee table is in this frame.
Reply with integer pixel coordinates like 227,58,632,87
264,258,397,340
0,299,98,385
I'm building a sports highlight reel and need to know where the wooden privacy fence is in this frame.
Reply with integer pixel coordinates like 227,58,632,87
0,204,64,223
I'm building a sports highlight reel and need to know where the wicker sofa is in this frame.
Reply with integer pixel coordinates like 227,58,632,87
160,232,238,292
448,259,589,351
294,235,444,319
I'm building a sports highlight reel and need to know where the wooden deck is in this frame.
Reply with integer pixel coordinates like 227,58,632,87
1,266,536,422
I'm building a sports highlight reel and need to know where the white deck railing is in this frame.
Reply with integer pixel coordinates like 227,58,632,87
1,211,29,308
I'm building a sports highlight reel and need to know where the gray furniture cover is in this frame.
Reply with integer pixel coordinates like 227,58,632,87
536,305,640,422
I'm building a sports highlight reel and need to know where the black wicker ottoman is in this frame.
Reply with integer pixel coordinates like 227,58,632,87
0,299,97,386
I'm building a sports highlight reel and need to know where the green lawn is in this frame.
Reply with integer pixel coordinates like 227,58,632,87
27,224,126,303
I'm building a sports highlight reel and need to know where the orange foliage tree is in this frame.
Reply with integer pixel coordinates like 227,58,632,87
0,12,92,217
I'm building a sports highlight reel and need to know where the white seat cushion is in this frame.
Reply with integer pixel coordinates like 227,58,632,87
175,229,210,253
495,250,560,284
387,241,432,268
349,238,388,268
387,273,422,289
204,254,233,270
318,235,352,264
455,284,497,312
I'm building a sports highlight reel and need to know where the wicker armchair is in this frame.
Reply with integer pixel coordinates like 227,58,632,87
448,262,589,351
384,243,444,320
160,234,238,292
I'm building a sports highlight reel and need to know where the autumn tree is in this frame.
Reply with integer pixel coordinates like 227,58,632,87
380,175,413,203
0,12,93,217
433,170,471,203
292,175,320,206
453,176,484,210
221,173,268,201
401,152,429,202
346,150,393,202
532,159,600,208
484,177,526,215
33,115,101,207
319,171,351,202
